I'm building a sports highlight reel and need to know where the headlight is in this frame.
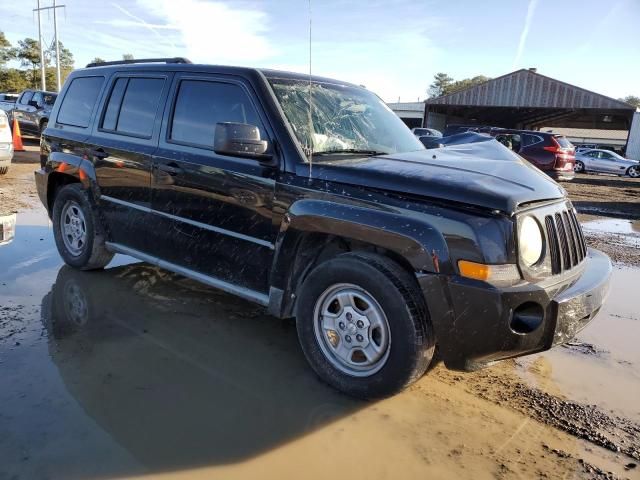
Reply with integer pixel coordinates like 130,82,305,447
519,216,543,267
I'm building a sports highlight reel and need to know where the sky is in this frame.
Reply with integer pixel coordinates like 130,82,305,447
1,0,639,102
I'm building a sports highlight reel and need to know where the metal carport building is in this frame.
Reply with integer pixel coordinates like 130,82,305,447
424,68,639,158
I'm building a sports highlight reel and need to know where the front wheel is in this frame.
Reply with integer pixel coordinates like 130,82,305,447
574,161,585,173
627,165,639,178
296,252,435,399
52,183,114,270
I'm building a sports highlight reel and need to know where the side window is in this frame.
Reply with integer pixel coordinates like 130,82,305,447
523,134,543,147
100,77,165,138
169,80,263,148
57,76,105,128
31,92,43,106
19,91,34,105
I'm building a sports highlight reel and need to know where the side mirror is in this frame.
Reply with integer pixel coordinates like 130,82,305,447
214,122,273,163
28,100,40,108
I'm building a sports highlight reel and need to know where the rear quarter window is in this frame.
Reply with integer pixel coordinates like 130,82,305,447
554,136,573,149
57,76,105,128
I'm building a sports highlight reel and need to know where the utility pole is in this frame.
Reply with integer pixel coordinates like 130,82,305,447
53,0,61,91
33,1,66,92
34,0,46,91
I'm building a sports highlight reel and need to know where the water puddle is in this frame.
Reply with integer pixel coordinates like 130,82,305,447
581,218,640,236
519,265,640,422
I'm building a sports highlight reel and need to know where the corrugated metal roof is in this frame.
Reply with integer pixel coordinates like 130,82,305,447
426,69,635,110
540,127,629,140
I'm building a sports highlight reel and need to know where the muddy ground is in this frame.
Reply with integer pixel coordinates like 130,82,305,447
1,147,639,479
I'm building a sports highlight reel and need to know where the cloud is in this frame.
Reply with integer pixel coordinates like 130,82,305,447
134,0,276,63
512,0,539,69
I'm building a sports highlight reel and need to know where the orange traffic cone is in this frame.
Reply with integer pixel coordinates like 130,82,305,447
12,118,25,152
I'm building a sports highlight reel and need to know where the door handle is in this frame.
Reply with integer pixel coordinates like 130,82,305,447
90,148,109,159
157,163,183,176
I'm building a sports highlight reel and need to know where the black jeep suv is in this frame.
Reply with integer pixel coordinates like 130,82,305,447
35,58,611,398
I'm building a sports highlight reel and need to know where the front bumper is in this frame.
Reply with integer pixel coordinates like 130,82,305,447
420,248,611,371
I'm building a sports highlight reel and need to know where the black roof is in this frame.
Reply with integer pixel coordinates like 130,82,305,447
81,60,360,88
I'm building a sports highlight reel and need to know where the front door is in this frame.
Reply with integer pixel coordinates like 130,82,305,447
151,74,277,295
90,73,172,253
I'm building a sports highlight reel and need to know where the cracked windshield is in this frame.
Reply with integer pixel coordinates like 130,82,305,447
1,0,639,479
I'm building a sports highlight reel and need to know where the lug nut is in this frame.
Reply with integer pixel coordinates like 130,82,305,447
346,312,353,321
356,334,363,342
345,335,352,343
357,320,364,328
338,322,345,330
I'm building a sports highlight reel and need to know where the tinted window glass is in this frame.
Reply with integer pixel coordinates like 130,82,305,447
102,78,128,131
43,93,57,105
19,91,34,104
554,136,573,149
116,78,165,137
170,80,263,148
57,77,104,128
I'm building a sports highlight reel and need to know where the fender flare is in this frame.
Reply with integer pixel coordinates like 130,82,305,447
268,199,451,317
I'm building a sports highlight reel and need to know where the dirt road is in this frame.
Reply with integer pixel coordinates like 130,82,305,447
1,149,639,479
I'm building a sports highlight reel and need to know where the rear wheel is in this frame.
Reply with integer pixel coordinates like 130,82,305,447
574,161,585,173
52,183,114,270
296,252,435,399
627,165,639,178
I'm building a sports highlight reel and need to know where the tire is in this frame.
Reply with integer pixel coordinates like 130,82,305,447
296,252,435,399
627,165,640,178
0,166,7,175
52,183,114,270
574,161,584,173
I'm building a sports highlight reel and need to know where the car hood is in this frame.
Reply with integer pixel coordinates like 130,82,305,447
306,136,566,214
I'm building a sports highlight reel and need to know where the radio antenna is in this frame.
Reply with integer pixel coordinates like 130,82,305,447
307,0,313,177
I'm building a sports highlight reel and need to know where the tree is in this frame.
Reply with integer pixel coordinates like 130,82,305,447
620,95,640,109
90,57,106,64
0,68,29,92
447,75,491,95
428,73,491,98
15,38,42,87
428,72,453,98
122,53,134,60
0,31,15,66
48,41,74,70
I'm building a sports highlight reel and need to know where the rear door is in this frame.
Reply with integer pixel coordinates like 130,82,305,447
151,73,278,295
89,72,172,253
13,91,34,133
520,133,550,170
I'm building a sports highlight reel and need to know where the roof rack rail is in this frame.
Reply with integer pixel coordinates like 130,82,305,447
85,57,192,68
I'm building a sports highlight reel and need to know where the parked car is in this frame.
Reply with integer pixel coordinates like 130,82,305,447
12,89,57,136
0,109,14,175
442,124,502,136
411,127,442,138
491,129,575,180
575,143,624,156
35,58,611,398
0,93,19,117
575,149,639,177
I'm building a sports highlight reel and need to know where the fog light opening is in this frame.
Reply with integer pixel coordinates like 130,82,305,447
511,302,544,334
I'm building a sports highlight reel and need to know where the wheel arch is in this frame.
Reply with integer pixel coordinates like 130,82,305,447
268,199,450,318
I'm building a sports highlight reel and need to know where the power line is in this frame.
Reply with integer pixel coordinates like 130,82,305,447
33,1,66,92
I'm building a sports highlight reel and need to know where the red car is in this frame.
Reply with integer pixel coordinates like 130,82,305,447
492,129,576,181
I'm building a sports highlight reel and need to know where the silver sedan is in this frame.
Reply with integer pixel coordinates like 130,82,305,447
574,149,639,178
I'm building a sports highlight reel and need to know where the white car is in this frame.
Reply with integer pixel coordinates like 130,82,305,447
575,149,639,178
0,109,14,175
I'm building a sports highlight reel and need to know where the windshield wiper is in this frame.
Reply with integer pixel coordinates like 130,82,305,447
313,149,390,156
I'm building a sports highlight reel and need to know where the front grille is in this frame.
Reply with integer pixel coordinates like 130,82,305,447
544,208,587,274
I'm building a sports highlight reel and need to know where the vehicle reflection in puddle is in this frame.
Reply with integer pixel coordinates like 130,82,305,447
41,263,358,469
0,212,17,246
